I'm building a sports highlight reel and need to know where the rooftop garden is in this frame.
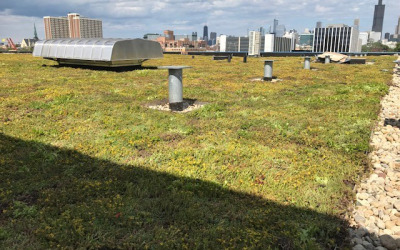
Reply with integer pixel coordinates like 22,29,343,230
0,54,394,248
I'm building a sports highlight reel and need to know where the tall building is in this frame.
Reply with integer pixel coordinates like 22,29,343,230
192,32,197,41
369,31,382,43
259,26,266,35
353,19,360,30
164,30,174,40
273,19,279,34
271,19,286,37
372,0,385,36
316,21,322,29
44,17,69,39
209,32,217,45
275,25,286,37
384,32,390,40
248,31,261,55
67,13,79,38
359,32,369,45
395,16,400,35
313,24,361,53
44,13,102,39
203,25,208,42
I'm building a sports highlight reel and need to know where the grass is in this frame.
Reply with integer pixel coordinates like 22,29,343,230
0,54,395,249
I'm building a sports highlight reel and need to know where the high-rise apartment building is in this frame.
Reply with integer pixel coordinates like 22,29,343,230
372,0,385,36
44,17,69,39
44,13,102,39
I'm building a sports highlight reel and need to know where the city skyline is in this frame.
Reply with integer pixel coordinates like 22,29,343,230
1,0,400,42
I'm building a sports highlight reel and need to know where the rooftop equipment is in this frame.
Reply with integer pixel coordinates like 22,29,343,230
158,66,192,111
304,57,311,70
33,38,163,67
263,60,274,81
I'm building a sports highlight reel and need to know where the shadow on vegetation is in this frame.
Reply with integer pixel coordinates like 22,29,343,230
0,133,348,249
384,118,400,129
145,98,207,107
41,64,158,72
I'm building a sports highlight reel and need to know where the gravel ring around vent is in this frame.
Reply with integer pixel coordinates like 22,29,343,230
146,99,207,113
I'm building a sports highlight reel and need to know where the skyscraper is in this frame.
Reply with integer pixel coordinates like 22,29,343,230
203,25,208,42
372,0,385,35
316,21,322,29
209,32,217,45
273,19,278,34
274,25,285,37
259,26,266,35
353,19,360,30
192,32,197,41
395,16,400,35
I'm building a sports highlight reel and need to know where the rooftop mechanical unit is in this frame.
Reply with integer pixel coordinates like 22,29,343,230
33,38,163,67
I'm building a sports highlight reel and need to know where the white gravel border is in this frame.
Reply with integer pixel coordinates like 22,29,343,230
349,58,400,250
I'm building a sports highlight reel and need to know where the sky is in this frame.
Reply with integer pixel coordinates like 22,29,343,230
0,0,399,43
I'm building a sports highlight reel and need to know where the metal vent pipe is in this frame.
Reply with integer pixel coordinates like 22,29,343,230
325,55,330,64
159,66,192,111
263,60,273,81
304,57,311,70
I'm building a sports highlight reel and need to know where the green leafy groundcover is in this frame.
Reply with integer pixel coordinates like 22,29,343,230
0,54,394,248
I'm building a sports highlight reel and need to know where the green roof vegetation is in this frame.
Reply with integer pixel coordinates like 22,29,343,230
0,54,394,248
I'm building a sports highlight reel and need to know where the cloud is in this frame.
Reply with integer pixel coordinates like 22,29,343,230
315,4,332,14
